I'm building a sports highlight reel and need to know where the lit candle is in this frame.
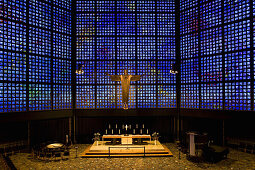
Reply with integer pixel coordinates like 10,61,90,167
130,125,131,129
106,129,107,134
125,125,128,131
119,129,120,134
112,129,113,134
140,129,142,134
66,135,68,144
122,125,124,129
147,129,148,134
109,124,111,129
116,124,117,129
133,129,135,134
142,124,144,129
136,124,138,128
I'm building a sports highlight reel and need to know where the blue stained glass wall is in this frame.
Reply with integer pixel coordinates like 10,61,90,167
0,0,72,113
76,0,176,109
180,0,254,111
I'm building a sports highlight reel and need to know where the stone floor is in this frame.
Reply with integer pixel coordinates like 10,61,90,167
10,143,255,170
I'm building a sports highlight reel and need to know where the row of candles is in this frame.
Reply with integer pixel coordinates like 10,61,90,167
105,124,149,135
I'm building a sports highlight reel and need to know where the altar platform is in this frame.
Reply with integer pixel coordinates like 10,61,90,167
80,141,173,158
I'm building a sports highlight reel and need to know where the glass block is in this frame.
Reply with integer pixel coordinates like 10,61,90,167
181,84,199,109
201,83,223,110
225,82,251,111
158,85,176,108
201,55,223,82
96,85,116,109
137,85,156,108
76,85,95,109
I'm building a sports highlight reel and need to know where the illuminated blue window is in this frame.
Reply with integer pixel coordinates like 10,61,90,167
225,82,251,111
254,19,255,47
158,37,176,60
29,0,51,29
76,61,95,84
117,37,136,60
137,61,156,84
180,0,198,11
157,0,175,12
180,33,198,59
137,1,155,12
53,33,71,59
137,37,156,60
29,28,51,56
76,14,95,36
29,84,51,111
53,7,71,34
76,1,95,12
2,0,26,22
53,0,71,10
1,51,26,82
224,20,250,52
181,59,199,84
225,51,251,81
180,7,198,35
223,0,250,23
97,37,115,60
96,85,116,109
117,13,135,36
97,1,115,12
116,61,136,75
29,55,51,83
53,59,72,84
138,13,155,36
97,13,115,36
76,37,95,60
96,61,115,84
200,0,221,29
157,13,175,36
181,84,199,109
201,55,223,82
117,1,135,12
1,20,26,52
0,83,26,112
157,61,176,84
137,85,156,108
76,86,95,109
201,83,223,110
53,85,72,110
201,27,222,55
158,85,176,108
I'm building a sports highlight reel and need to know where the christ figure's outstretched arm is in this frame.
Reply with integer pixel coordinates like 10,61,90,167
106,73,121,81
130,75,143,81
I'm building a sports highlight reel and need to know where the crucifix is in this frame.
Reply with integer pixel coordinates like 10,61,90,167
106,69,142,109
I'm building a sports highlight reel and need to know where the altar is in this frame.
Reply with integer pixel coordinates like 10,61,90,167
102,134,151,145
80,135,172,158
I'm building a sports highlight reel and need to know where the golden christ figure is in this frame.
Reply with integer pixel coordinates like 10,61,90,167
107,70,142,109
